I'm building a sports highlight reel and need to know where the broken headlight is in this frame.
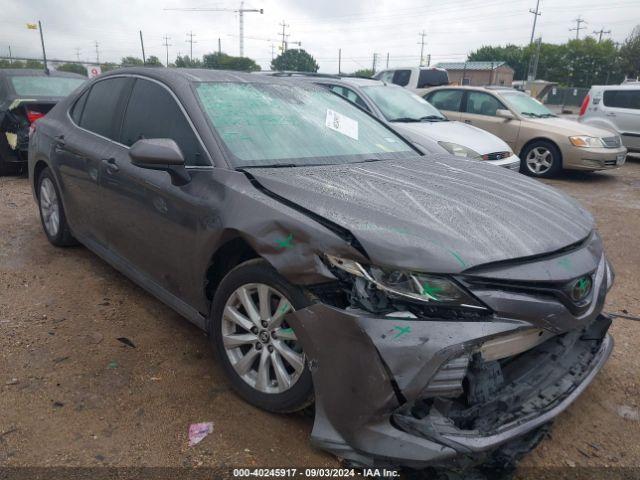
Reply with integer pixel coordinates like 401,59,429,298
325,254,486,310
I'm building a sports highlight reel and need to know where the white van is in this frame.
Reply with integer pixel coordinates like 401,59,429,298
578,83,640,152
373,67,449,96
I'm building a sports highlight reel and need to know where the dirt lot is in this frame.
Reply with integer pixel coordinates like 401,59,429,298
1,159,639,476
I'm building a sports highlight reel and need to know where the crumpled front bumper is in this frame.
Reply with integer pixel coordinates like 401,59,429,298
286,303,612,469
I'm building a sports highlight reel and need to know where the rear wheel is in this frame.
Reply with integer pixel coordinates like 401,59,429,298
210,259,314,413
37,167,77,246
520,140,562,178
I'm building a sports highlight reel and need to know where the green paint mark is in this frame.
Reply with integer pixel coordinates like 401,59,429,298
558,258,572,270
576,277,589,297
280,327,294,334
107,361,118,369
448,250,467,268
276,233,294,249
393,325,412,339
277,303,290,315
421,282,442,300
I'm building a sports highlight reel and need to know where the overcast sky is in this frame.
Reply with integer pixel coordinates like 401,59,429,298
0,0,638,73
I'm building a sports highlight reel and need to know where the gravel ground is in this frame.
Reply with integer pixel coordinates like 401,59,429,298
1,158,639,476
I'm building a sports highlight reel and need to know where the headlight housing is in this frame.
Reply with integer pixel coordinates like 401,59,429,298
325,254,486,311
438,141,480,158
569,136,605,148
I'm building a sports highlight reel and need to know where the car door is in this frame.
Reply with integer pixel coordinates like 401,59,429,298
53,77,133,245
98,76,212,302
459,91,520,149
602,89,640,147
424,89,464,120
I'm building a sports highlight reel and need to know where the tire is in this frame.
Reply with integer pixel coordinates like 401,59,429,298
36,167,77,247
520,140,562,178
210,258,314,413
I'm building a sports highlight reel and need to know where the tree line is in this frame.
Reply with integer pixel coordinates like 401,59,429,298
468,25,640,87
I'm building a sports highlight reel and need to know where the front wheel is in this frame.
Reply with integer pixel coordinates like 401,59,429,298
210,259,314,413
520,140,562,178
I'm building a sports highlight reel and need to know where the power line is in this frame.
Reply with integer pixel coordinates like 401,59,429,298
528,0,542,45
570,16,587,40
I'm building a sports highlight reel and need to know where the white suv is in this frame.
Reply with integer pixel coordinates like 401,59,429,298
578,83,640,152
374,67,449,96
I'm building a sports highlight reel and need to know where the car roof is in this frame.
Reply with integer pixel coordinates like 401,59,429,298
0,68,86,79
254,71,385,88
590,83,640,91
426,85,520,95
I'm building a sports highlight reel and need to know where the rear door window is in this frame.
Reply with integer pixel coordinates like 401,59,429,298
120,78,208,166
392,70,411,87
427,89,463,111
70,89,89,124
79,77,132,140
328,85,370,111
465,91,505,116
603,90,640,110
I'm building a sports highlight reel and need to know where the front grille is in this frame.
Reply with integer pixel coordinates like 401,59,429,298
482,151,512,161
602,136,621,148
604,159,617,166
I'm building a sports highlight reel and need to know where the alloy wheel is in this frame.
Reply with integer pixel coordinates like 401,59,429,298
525,147,553,175
39,178,60,237
221,283,305,394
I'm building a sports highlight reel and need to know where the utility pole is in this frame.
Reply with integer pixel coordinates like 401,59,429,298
164,4,263,58
94,41,100,64
186,31,197,60
38,21,48,73
8,45,12,64
527,37,542,81
426,53,431,66
74,48,81,61
279,21,289,53
418,30,427,67
593,28,611,43
386,52,389,69
139,31,146,64
372,52,378,74
570,17,587,40
162,34,171,66
218,38,222,54
528,0,542,45
338,48,342,74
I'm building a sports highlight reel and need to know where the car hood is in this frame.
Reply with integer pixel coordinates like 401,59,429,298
525,116,617,138
392,120,511,155
248,155,594,273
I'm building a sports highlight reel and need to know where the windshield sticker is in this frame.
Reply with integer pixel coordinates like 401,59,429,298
325,109,359,141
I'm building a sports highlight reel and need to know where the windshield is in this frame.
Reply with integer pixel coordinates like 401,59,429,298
10,76,85,97
195,82,415,168
361,85,446,122
500,91,555,118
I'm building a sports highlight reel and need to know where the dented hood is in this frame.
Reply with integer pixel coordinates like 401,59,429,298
248,155,594,273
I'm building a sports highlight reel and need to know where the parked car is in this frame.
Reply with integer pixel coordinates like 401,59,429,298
373,66,449,95
0,69,86,175
265,73,519,170
578,83,640,153
425,86,627,177
30,68,614,473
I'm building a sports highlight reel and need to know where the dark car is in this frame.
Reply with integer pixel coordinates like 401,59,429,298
0,69,86,174
28,68,614,474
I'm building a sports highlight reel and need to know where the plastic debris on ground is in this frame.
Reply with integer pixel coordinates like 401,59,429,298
188,422,214,446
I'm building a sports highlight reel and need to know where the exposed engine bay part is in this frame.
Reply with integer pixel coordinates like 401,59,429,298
286,302,612,470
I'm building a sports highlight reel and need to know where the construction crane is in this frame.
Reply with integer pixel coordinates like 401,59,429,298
164,2,263,57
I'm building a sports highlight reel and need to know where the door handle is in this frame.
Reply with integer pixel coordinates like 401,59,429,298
102,157,119,174
54,134,66,149
464,119,472,124
605,112,616,117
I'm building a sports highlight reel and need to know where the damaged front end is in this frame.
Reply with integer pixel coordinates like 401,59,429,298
285,232,614,471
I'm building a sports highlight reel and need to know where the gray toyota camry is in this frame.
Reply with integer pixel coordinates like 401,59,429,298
28,68,614,474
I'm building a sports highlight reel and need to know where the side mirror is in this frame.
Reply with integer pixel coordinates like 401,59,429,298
129,138,190,185
496,109,515,120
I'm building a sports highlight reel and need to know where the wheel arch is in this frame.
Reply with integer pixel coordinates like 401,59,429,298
204,235,262,311
32,159,50,195
519,137,564,167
